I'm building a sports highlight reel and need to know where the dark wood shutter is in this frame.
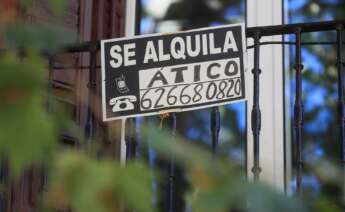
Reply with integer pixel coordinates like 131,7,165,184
4,1,126,211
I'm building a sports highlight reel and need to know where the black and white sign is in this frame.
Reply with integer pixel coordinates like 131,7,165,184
101,23,246,121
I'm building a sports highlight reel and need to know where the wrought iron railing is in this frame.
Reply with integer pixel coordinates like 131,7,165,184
2,20,345,211
49,19,345,207
49,19,345,209
245,21,345,197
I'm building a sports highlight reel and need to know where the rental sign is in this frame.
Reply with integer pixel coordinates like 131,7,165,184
101,23,246,121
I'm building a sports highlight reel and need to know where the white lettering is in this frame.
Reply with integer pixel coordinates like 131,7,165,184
209,33,221,54
124,43,136,66
171,37,186,60
223,31,238,52
144,41,159,63
110,45,123,68
202,34,208,55
158,40,170,61
186,35,201,57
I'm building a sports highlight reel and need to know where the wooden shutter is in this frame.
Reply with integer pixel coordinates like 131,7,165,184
3,1,127,211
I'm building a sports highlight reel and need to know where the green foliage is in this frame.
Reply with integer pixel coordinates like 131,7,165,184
0,0,75,176
0,0,154,211
47,0,66,14
0,0,343,211
141,125,307,212
21,0,66,14
4,23,76,55
45,152,154,212
0,52,57,176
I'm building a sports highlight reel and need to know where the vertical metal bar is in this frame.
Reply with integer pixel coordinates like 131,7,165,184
211,107,220,157
126,119,132,160
251,31,262,181
336,24,345,203
85,43,97,140
168,113,176,212
126,0,140,161
131,119,138,158
35,56,54,209
47,57,54,112
0,161,7,211
126,118,137,160
294,28,304,196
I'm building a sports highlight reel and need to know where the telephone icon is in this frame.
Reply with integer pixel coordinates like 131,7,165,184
109,95,137,112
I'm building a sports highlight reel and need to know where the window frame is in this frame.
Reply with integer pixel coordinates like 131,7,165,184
246,0,287,192
131,0,288,192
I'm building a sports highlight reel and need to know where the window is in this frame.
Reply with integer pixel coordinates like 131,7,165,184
284,0,345,202
138,0,288,191
139,0,247,169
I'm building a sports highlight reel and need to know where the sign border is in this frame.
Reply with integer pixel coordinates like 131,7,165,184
101,23,247,121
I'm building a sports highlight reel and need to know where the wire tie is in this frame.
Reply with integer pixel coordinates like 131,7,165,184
159,113,170,129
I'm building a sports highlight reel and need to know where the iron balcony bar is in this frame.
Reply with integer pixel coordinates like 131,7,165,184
85,43,98,141
247,41,345,49
126,118,138,160
47,57,54,113
37,20,344,54
62,41,100,53
168,113,176,212
211,107,220,157
294,28,304,197
336,25,345,202
246,20,345,37
251,31,262,181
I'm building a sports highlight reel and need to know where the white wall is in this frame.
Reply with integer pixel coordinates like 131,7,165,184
246,0,286,192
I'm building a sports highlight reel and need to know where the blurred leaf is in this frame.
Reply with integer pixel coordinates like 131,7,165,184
20,0,34,8
20,0,65,14
142,124,307,212
46,152,155,212
245,183,306,212
3,23,76,55
311,197,342,212
48,0,66,14
0,53,57,176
